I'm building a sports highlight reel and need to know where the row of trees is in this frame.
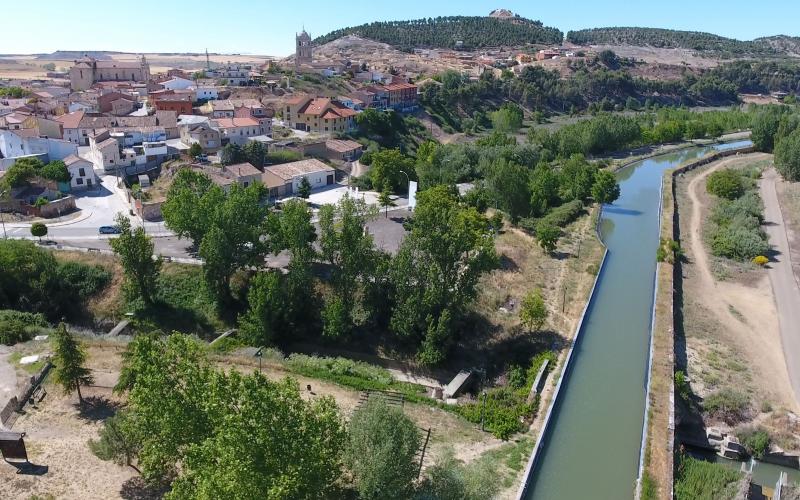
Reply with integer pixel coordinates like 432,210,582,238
565,27,778,56
751,105,800,181
314,16,563,51
114,168,496,364
86,333,498,499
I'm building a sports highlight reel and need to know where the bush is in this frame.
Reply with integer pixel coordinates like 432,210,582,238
56,262,112,300
735,426,771,459
538,199,584,228
675,454,742,500
0,310,48,345
710,225,769,261
286,353,394,386
703,388,750,424
706,169,745,199
752,255,768,266
675,370,691,401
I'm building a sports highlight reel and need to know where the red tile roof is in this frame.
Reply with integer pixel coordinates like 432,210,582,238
55,110,85,129
212,117,259,128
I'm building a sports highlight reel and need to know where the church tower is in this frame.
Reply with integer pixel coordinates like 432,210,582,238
295,29,312,68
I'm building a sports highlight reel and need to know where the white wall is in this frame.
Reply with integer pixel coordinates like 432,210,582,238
162,77,194,90
291,170,331,192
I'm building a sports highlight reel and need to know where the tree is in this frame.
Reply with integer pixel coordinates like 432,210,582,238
490,102,524,133
520,288,548,332
109,214,161,306
529,162,560,217
751,108,783,153
108,334,346,493
238,271,284,345
706,169,745,199
378,181,395,217
41,160,71,183
162,169,225,247
536,222,560,254
591,169,621,204
318,195,379,337
199,183,268,306
219,143,244,165
559,154,597,202
390,186,496,363
89,410,141,469
344,398,421,500
243,140,267,168
370,148,413,193
51,322,94,405
486,157,531,222
774,128,800,181
30,222,47,242
418,447,500,500
1,159,39,188
188,142,203,157
273,199,318,330
298,176,312,198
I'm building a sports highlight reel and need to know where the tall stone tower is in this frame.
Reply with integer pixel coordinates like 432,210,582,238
295,30,312,68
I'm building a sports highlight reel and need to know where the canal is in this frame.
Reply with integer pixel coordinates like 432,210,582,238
523,141,752,500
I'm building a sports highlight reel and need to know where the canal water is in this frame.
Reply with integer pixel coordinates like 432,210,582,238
524,141,752,500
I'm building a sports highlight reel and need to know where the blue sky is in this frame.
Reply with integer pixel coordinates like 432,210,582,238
2,0,798,56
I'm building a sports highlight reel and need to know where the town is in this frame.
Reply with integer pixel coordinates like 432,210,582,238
3,4,800,500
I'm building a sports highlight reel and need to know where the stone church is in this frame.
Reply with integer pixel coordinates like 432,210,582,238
69,55,150,91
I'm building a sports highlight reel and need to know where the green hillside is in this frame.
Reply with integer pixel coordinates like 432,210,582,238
314,16,563,51
566,27,778,56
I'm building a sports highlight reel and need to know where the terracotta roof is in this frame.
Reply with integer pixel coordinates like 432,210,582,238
211,100,235,111
224,162,261,178
384,82,417,91
212,117,259,128
284,94,311,106
55,110,85,129
299,97,330,116
264,159,334,181
63,154,90,166
325,139,363,153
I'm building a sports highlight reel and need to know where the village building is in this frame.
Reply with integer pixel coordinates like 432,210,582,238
63,154,98,189
69,56,151,91
180,122,221,151
262,158,335,198
283,95,357,135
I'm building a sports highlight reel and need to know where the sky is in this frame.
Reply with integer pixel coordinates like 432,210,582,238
1,0,798,57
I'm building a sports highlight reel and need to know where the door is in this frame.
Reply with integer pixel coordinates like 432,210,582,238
326,174,334,185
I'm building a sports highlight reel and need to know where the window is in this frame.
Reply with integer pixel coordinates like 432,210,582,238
76,177,84,185
78,167,85,177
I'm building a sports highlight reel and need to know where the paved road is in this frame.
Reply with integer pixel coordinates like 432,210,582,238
761,167,800,404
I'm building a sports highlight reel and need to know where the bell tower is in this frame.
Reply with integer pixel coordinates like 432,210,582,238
295,29,312,68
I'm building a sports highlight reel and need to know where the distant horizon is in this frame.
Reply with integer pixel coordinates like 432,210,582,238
1,0,798,57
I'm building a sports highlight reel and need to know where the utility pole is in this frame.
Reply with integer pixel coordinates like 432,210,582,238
255,347,263,373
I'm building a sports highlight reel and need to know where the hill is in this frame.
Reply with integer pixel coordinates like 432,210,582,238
314,15,563,52
756,35,800,56
566,27,779,57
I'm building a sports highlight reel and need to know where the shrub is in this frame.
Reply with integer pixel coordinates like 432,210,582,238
675,370,691,401
286,354,394,386
675,454,742,500
706,169,745,199
710,226,769,261
752,255,768,266
538,199,584,228
0,310,48,345
56,262,112,300
703,388,750,424
735,426,771,459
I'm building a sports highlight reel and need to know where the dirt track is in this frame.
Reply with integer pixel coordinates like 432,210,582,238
686,154,797,411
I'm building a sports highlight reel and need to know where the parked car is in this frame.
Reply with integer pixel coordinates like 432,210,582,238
98,225,121,234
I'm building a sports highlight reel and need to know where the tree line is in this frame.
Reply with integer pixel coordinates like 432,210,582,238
566,27,779,57
314,16,563,51
110,170,496,366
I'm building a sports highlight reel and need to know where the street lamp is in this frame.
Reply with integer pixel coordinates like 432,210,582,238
254,347,263,373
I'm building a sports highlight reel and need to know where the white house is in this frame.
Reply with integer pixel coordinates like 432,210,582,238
196,86,219,100
63,154,98,189
0,130,77,169
262,158,335,198
160,77,195,91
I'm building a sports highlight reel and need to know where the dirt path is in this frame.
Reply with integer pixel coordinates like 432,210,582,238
686,155,797,411
760,167,800,405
